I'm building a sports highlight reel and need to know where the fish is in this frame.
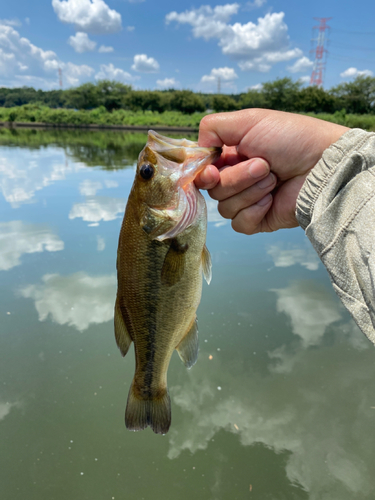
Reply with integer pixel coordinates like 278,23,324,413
114,130,221,434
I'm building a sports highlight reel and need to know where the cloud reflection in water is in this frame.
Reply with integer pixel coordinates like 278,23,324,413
19,272,116,331
0,220,64,271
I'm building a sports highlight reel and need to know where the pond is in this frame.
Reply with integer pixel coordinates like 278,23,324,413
1,128,374,500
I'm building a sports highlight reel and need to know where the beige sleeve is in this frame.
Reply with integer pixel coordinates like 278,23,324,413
296,129,375,344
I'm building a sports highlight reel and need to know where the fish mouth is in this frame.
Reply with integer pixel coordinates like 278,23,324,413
147,130,222,185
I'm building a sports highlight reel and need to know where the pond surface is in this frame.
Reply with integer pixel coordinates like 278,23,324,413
1,128,374,500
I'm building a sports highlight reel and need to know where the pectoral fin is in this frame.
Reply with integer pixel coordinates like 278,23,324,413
114,297,132,357
202,244,212,285
176,318,199,369
161,239,188,287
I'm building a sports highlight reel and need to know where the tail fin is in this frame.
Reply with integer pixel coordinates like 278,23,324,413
125,381,171,435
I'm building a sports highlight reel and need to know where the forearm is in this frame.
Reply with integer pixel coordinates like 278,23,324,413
296,129,375,343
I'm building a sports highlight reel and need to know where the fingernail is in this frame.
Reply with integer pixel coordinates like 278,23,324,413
249,159,269,179
257,173,275,189
257,193,272,206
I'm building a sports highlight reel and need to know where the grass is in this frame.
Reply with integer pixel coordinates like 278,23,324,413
0,104,374,131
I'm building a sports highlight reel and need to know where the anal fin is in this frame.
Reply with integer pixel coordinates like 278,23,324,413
114,296,132,357
176,317,199,369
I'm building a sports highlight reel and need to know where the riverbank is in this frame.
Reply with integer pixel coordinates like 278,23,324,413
0,105,374,131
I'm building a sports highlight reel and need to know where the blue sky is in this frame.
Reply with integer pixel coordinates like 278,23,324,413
0,0,374,93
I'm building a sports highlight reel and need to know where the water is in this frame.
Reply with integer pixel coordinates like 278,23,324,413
1,128,374,500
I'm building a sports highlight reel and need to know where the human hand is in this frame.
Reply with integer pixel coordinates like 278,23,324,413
195,109,349,234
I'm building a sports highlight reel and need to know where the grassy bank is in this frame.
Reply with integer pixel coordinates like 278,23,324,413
0,104,205,128
0,104,374,131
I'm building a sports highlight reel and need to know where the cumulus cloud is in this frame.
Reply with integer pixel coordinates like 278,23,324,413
68,32,96,53
98,44,114,53
167,338,375,498
131,54,160,73
267,242,320,271
52,0,122,34
206,198,228,227
287,56,313,73
0,221,64,271
79,180,103,196
166,7,301,72
340,67,373,79
156,77,179,89
19,272,116,331
0,23,94,88
271,281,342,347
69,196,125,223
0,148,84,207
201,66,238,89
298,75,310,84
95,63,136,83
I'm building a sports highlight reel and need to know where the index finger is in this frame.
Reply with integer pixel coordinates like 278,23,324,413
198,109,261,148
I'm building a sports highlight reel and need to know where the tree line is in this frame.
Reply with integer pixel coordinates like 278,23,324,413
1,76,374,115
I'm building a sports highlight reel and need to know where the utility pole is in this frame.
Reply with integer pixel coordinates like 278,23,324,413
58,68,63,89
310,17,331,87
217,76,221,94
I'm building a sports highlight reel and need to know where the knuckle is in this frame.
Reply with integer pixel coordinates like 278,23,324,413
217,201,231,219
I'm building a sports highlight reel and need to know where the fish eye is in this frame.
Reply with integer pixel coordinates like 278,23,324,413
140,163,155,180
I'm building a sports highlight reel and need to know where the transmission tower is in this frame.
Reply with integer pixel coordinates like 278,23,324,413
58,68,63,89
310,17,331,87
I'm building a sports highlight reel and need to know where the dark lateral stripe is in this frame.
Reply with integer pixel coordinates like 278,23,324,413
141,239,166,396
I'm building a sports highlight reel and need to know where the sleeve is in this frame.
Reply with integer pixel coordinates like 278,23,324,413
295,128,375,344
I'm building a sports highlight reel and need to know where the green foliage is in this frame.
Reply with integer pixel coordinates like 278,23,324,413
295,86,337,113
261,77,302,111
169,91,205,114
238,89,266,109
330,76,375,114
211,94,238,112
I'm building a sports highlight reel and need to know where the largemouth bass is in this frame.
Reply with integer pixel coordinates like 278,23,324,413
115,130,221,434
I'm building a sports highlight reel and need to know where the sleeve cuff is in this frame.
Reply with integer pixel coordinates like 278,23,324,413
296,128,374,230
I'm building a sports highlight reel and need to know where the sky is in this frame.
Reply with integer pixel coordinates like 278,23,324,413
0,0,374,93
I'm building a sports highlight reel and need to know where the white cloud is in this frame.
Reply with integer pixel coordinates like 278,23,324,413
97,236,105,251
340,67,373,79
166,7,301,72
267,243,320,271
201,66,238,85
126,26,135,32
245,0,267,8
0,400,22,421
288,56,313,73
167,342,375,498
0,18,22,27
95,63,136,83
0,23,94,88
0,221,64,271
271,281,342,347
156,77,179,89
298,75,310,84
98,44,114,53
79,179,103,196
131,54,160,73
0,149,85,207
69,196,125,223
68,32,97,53
52,0,122,35
20,272,116,331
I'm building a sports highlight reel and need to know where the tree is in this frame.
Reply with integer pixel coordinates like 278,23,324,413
296,86,337,113
211,94,238,112
169,90,205,114
238,89,266,109
330,76,375,114
261,77,301,111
